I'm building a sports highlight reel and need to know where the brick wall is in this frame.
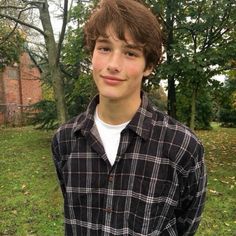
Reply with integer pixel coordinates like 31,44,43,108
2,66,21,104
19,52,42,106
0,72,5,124
0,52,42,125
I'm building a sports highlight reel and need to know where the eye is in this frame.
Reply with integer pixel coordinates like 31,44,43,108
126,51,136,57
125,50,140,58
97,46,111,53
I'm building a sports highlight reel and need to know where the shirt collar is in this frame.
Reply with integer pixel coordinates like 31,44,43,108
127,92,153,140
73,92,153,140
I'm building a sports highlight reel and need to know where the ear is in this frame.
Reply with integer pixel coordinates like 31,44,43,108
143,65,153,77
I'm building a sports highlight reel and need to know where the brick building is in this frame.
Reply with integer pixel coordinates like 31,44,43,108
0,52,42,125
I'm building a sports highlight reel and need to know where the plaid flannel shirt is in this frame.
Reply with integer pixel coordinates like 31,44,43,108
51,93,207,236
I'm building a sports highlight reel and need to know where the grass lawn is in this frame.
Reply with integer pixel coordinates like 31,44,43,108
0,124,235,235
0,126,63,236
196,124,236,236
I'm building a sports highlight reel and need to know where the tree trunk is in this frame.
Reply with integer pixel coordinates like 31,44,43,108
39,0,68,124
166,0,177,119
190,88,197,130
167,77,176,118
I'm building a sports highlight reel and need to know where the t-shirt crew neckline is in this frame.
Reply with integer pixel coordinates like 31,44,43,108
94,107,130,165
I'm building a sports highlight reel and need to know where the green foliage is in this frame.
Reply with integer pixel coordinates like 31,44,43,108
67,73,97,118
62,2,97,119
219,74,236,127
29,0,236,130
176,85,213,129
151,0,236,128
219,108,236,127
143,84,167,112
62,1,95,77
30,100,59,130
0,23,25,70
195,94,213,130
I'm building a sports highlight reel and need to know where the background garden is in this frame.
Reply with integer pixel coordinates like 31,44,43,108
0,0,236,235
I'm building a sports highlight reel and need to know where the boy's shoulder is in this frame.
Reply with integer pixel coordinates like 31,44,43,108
150,103,203,152
53,111,87,139
151,103,200,139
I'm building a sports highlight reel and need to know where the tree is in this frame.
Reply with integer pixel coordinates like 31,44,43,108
0,0,70,124
219,69,236,127
0,22,25,70
30,1,96,129
62,1,97,114
150,0,236,129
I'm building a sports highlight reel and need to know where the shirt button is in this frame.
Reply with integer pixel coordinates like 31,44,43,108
108,176,113,182
105,207,112,213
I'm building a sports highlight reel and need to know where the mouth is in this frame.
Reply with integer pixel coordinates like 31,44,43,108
101,75,124,85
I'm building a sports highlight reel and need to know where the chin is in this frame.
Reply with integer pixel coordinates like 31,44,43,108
99,91,121,101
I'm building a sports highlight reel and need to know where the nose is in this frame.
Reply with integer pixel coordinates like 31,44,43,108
107,51,122,73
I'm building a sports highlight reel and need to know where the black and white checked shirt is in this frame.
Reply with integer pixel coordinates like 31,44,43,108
52,93,207,236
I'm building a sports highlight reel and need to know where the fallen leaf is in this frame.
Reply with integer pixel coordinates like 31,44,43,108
21,184,26,190
209,189,223,196
12,210,17,215
220,180,229,184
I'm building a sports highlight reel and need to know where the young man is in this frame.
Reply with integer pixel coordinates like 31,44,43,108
52,0,207,235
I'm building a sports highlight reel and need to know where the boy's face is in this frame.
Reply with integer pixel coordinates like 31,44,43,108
92,26,152,103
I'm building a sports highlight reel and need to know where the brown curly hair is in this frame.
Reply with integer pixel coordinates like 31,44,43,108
84,0,163,69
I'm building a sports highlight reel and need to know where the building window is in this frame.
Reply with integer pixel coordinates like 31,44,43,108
8,68,18,80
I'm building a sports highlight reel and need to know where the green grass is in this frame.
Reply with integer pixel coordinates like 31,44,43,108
0,126,63,236
0,125,235,235
196,124,236,236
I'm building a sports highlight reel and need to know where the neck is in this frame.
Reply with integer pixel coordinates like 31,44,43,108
97,95,141,125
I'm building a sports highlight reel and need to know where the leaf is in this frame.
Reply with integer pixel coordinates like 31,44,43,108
21,184,26,190
220,180,229,184
209,189,223,196
12,210,17,215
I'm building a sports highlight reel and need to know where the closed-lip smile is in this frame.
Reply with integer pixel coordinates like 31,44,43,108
101,75,125,85
101,75,123,81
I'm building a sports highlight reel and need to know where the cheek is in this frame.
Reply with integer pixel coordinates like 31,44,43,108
92,54,105,72
126,63,146,80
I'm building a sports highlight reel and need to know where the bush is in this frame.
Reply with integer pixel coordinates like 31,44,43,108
219,108,236,127
29,100,58,130
176,88,213,130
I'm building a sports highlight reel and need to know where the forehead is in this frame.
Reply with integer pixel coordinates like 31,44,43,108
96,25,144,49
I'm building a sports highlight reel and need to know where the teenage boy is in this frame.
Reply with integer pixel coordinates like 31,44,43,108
51,0,207,235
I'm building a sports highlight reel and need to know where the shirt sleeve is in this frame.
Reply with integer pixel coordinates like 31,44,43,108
175,142,207,235
51,132,66,197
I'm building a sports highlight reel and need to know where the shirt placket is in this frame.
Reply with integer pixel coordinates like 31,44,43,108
104,130,132,235
103,172,115,235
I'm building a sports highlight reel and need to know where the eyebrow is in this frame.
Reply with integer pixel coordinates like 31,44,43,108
125,44,144,52
96,38,111,44
96,37,144,52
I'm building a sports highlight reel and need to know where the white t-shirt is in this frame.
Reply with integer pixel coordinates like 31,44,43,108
94,108,129,166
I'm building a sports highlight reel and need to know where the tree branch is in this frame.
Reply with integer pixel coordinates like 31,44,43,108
0,13,45,36
202,2,232,51
0,24,18,46
56,0,68,65
0,5,40,46
0,5,26,10
1,24,17,44
206,66,233,79
22,0,46,4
